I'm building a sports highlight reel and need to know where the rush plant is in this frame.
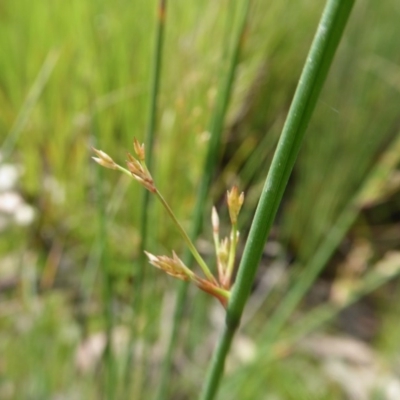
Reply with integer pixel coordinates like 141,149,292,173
93,1,356,399
93,142,244,307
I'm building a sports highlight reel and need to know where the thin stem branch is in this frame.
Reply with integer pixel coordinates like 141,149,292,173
225,223,238,287
155,190,216,283
116,165,133,178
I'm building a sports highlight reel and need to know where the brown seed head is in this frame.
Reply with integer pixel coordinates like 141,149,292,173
92,148,117,170
126,154,156,192
144,251,194,281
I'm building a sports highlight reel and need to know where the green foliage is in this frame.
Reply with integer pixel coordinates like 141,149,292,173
0,293,81,399
1,0,400,399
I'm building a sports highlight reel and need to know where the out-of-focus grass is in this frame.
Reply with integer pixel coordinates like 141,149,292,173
0,1,253,397
1,0,400,398
282,2,400,264
0,293,82,399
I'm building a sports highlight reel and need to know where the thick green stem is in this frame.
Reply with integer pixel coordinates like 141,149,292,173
199,1,355,399
199,323,237,400
92,117,117,400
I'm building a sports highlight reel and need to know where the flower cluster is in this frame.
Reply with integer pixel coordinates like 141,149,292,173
92,138,244,307
212,187,244,289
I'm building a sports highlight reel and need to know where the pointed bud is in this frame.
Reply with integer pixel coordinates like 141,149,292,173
92,148,117,170
211,206,219,234
133,138,145,161
227,186,244,224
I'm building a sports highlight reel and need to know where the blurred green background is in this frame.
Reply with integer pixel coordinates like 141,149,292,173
1,0,400,399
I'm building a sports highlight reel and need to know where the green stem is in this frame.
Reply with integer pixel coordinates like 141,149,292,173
116,165,133,177
138,0,167,287
212,235,221,279
200,1,355,399
213,286,231,299
195,279,231,301
155,2,250,399
124,0,167,396
92,117,117,400
225,222,238,287
199,324,236,400
155,190,215,283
